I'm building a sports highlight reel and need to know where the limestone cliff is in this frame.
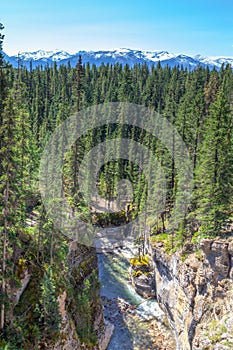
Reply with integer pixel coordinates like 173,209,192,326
150,238,233,350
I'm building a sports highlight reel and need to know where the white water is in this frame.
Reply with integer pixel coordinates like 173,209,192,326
98,251,166,349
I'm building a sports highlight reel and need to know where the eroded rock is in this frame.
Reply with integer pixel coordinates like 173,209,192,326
152,238,233,350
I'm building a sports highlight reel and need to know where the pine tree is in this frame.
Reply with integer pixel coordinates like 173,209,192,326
39,267,61,335
0,24,9,330
195,81,233,234
0,81,31,329
0,23,8,126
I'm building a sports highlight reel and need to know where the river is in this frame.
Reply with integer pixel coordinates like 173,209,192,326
97,248,176,350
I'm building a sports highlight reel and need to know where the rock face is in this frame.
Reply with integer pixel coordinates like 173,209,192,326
151,238,233,350
131,272,156,298
129,259,156,299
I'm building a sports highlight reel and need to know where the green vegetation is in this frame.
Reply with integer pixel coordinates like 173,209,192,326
130,255,150,278
208,320,228,344
195,249,205,261
38,267,62,336
130,255,149,267
132,270,143,278
75,272,100,347
150,232,182,254
0,21,233,347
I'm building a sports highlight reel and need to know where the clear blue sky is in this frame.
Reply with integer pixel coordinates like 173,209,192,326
1,0,233,56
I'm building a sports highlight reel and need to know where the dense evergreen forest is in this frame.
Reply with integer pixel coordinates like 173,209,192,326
0,23,233,348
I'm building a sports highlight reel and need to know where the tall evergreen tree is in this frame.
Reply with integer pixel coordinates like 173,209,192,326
0,81,31,329
195,82,233,233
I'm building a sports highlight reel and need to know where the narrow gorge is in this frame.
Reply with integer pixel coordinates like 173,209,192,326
142,235,233,350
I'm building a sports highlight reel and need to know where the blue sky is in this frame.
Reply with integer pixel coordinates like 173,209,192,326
1,0,233,56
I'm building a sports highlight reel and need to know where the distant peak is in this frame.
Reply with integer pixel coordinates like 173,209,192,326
15,49,71,61
4,48,233,70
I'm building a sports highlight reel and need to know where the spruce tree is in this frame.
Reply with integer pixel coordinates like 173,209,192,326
0,80,31,329
195,82,233,234
39,267,61,335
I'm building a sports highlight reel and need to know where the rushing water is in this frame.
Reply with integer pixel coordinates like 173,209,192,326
98,250,175,350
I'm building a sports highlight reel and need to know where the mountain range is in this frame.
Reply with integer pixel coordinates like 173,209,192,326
3,48,233,70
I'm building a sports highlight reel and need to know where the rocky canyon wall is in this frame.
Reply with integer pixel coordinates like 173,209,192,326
149,238,233,350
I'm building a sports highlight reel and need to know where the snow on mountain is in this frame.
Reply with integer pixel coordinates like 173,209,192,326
194,54,233,69
84,48,177,63
49,50,72,61
17,50,71,61
143,51,176,62
3,48,233,70
19,50,55,60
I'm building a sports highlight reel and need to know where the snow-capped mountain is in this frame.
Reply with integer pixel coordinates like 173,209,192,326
18,49,71,61
194,54,233,69
3,48,233,70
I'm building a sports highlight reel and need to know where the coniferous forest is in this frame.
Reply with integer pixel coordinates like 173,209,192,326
0,22,233,349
